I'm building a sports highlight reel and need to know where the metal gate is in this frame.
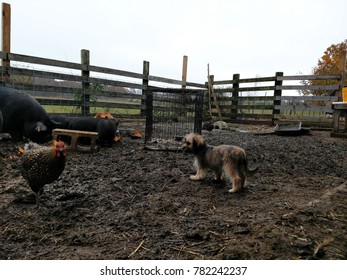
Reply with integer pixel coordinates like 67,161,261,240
144,88,204,143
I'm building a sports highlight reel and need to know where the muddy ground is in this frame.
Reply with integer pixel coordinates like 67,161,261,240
1,124,347,260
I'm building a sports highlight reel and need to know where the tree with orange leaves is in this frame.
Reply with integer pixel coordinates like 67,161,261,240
300,39,347,96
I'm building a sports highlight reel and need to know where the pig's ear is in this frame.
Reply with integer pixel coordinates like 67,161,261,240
34,121,47,132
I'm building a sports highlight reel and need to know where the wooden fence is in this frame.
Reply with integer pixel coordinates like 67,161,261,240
1,50,346,128
208,72,345,126
0,50,206,119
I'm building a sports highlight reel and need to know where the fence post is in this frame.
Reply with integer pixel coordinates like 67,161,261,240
141,60,150,117
143,61,153,142
273,72,283,124
180,56,188,117
81,49,90,116
208,74,222,120
1,3,11,84
337,50,346,101
182,55,188,89
194,90,204,134
231,74,240,121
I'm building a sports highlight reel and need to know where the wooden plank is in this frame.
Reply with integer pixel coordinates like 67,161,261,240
89,64,144,80
332,102,347,110
7,52,83,70
278,85,339,91
147,74,183,86
149,87,205,95
215,86,275,93
1,3,11,54
182,55,188,88
148,105,196,113
229,104,274,110
10,84,144,101
212,76,276,85
8,66,84,83
208,73,222,120
93,102,141,110
11,84,81,93
278,74,341,81
231,74,239,116
276,95,338,101
241,86,275,92
1,3,11,83
88,76,146,90
100,91,143,100
81,49,90,116
147,75,206,88
274,105,332,112
215,96,274,102
141,61,150,118
0,52,7,59
272,72,283,117
185,81,206,88
35,98,80,106
337,50,347,101
152,96,195,104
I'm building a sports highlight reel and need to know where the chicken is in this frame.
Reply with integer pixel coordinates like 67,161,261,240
20,140,67,208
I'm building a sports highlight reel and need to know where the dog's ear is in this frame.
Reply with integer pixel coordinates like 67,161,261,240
192,138,198,150
192,134,204,150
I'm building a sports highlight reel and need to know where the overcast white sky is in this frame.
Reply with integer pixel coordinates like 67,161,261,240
2,0,347,83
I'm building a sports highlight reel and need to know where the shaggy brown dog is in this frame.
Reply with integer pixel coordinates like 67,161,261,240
182,133,258,193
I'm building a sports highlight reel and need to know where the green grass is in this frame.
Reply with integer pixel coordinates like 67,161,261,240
43,105,141,116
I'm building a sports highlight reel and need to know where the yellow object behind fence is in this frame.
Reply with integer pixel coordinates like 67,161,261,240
343,87,347,102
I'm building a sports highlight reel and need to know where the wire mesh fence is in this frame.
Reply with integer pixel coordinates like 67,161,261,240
144,88,204,143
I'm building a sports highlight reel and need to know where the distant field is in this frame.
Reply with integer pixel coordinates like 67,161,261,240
43,105,140,116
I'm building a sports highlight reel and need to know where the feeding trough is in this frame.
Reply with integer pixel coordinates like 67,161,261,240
274,122,310,136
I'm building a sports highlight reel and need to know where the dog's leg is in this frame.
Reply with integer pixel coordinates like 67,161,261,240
190,161,207,180
190,168,207,180
229,176,242,192
224,164,243,193
214,168,223,182
240,173,246,189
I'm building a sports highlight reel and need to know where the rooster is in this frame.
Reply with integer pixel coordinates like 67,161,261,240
20,140,67,208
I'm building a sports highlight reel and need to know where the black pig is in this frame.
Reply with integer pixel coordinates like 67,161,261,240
97,118,117,147
0,86,59,143
69,117,118,147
